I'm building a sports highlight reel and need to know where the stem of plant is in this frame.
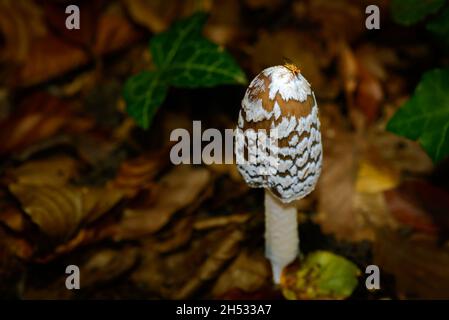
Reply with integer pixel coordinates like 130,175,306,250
264,190,299,284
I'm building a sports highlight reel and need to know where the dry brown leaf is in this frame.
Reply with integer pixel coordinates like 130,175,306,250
354,68,384,124
4,155,79,187
148,217,194,253
109,150,170,197
173,228,244,299
13,34,89,87
0,0,46,63
338,43,358,108
244,0,283,10
204,0,242,46
92,3,142,56
111,165,211,240
194,213,250,230
0,202,26,233
374,229,449,299
294,0,365,42
131,227,233,297
122,0,212,33
0,227,33,260
384,180,449,235
250,30,330,99
9,184,124,240
80,247,139,287
0,93,92,156
211,250,270,298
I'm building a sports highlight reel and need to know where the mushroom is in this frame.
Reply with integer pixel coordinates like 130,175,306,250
235,64,322,284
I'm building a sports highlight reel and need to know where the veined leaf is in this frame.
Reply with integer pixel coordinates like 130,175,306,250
387,68,449,163
123,71,168,129
123,12,247,129
165,39,247,87
390,0,446,26
282,251,360,300
150,12,208,68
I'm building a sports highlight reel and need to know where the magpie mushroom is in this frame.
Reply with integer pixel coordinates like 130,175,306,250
235,64,322,284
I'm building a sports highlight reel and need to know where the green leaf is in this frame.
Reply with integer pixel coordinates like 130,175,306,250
282,251,360,300
124,12,247,129
150,12,208,68
426,6,449,45
391,0,446,26
123,71,168,129
151,13,247,87
387,68,449,162
164,39,247,87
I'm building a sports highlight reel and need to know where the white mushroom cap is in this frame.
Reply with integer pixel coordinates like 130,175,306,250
236,65,322,203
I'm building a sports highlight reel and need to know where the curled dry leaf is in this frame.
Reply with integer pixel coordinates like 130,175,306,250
211,250,270,298
4,155,79,187
0,93,91,156
0,201,27,233
294,0,365,42
173,228,244,299
339,43,384,126
374,228,449,299
204,0,242,46
151,217,194,253
122,0,212,34
12,34,88,87
250,30,331,99
92,3,142,56
0,0,46,63
111,165,211,240
7,2,141,87
9,184,124,240
384,180,449,235
194,213,250,231
109,150,170,197
80,247,139,287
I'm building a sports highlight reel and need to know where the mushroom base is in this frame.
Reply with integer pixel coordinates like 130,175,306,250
264,190,299,284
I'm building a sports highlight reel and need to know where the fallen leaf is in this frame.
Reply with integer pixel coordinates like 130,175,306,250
173,228,244,299
9,184,124,240
109,149,170,197
281,250,360,300
122,0,212,33
211,250,270,297
0,93,89,156
384,180,449,235
194,213,250,230
80,247,139,287
374,228,449,299
111,165,211,240
355,155,400,193
0,0,46,63
4,155,79,187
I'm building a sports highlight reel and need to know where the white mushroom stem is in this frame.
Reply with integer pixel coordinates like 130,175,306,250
264,190,299,284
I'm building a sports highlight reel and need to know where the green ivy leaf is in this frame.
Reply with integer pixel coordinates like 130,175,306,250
123,71,168,129
426,6,449,45
150,13,208,68
164,39,247,87
123,12,247,129
391,0,446,26
282,251,360,300
387,68,449,163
